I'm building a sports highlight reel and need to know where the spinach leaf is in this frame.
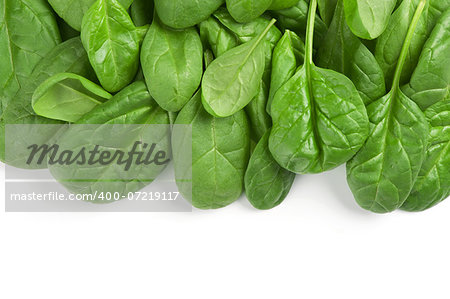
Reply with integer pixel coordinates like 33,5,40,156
173,91,250,209
199,17,239,58
269,0,369,174
401,100,450,211
427,0,450,32
142,16,203,112
245,129,296,210
318,0,338,26
213,8,282,47
268,30,305,114
246,80,272,142
269,0,300,11
271,0,328,49
401,10,450,212
0,0,61,162
81,0,148,92
48,81,171,198
317,0,386,105
48,0,133,31
32,73,111,123
57,17,81,41
343,0,397,40
131,0,154,27
154,0,224,29
0,0,61,115
347,0,430,213
374,0,445,89
226,0,273,23
1,37,96,168
402,7,450,111
211,10,279,138
202,20,276,118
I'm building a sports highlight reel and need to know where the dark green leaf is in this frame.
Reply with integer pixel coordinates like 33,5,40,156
173,91,250,209
268,30,305,114
154,0,224,29
402,8,450,111
347,0,430,213
199,17,239,58
226,0,273,23
245,130,296,210
317,0,386,105
270,0,369,174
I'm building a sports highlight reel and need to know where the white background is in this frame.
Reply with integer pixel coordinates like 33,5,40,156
1,163,449,299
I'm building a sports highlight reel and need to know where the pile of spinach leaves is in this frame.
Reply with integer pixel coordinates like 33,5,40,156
0,0,448,212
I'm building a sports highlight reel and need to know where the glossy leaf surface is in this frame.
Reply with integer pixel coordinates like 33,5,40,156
81,0,148,92
142,16,203,112
347,0,430,213
173,92,250,209
32,73,111,123
226,0,273,23
48,0,133,31
317,0,386,105
245,130,296,210
202,20,276,117
154,0,224,29
343,0,397,39
269,0,369,174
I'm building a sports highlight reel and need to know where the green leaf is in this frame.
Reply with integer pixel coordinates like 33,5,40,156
226,0,273,23
374,0,442,89
269,0,369,174
343,0,397,40
202,19,276,118
245,80,272,142
199,17,239,58
400,100,449,212
0,0,61,118
1,37,96,167
154,0,224,29
0,0,61,162
317,0,386,106
213,8,282,47
269,0,299,11
81,0,147,92
271,0,328,49
401,10,450,212
57,18,81,41
347,0,430,213
142,16,203,112
130,0,154,27
318,0,338,26
245,130,296,210
32,73,111,123
173,91,250,209
268,30,305,114
48,81,171,198
402,7,450,111
427,0,450,31
48,0,133,31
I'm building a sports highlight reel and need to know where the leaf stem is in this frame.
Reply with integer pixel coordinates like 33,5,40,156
392,0,427,89
305,0,317,66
